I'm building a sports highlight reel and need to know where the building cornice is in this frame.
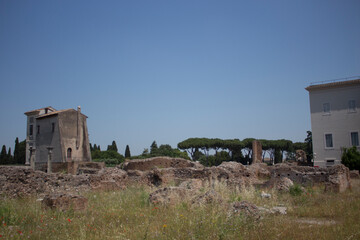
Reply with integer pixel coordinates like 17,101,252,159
305,79,360,91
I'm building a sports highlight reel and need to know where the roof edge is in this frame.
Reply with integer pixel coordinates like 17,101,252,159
36,108,88,119
306,79,360,91
24,106,57,116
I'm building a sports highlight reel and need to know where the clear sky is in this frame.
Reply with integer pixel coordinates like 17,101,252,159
0,0,359,156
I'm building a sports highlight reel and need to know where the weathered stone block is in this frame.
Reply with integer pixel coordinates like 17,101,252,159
42,193,88,211
325,165,351,193
232,201,261,220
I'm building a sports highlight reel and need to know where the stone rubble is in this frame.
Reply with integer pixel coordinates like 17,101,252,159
232,201,261,220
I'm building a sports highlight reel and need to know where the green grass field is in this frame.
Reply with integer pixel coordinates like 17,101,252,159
1,179,359,240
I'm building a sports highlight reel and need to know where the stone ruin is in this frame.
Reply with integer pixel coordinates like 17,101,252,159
122,157,351,193
0,156,354,212
269,163,351,193
0,157,352,198
0,166,127,198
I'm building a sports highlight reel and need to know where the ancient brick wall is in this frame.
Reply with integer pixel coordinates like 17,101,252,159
270,165,329,185
123,157,199,171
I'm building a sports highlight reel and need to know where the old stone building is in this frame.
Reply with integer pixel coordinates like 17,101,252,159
24,106,92,169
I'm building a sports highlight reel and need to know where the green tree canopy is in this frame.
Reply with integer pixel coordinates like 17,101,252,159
133,142,189,160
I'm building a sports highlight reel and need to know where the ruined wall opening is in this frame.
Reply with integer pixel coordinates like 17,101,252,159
67,148,72,161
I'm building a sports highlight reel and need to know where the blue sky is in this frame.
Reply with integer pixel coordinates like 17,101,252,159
1,0,359,155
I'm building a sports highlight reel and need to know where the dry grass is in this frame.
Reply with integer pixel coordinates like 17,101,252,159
0,180,359,239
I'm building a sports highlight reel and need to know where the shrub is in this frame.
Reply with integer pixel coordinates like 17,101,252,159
341,146,360,171
130,145,190,160
289,184,303,196
92,150,124,162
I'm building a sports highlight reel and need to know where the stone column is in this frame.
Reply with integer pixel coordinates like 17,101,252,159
252,140,262,164
30,147,36,170
47,147,53,173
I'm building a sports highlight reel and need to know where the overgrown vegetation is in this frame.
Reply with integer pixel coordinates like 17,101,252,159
0,180,359,240
91,150,124,167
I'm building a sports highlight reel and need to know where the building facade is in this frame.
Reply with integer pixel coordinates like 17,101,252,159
306,79,360,167
24,106,92,167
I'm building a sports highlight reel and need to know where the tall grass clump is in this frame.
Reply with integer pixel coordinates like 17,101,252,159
0,179,359,239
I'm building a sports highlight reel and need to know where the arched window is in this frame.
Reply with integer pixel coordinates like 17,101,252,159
67,148,72,160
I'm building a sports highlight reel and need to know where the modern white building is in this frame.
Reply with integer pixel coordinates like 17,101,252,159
306,78,360,167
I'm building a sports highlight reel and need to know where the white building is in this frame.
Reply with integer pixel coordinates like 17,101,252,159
306,78,360,167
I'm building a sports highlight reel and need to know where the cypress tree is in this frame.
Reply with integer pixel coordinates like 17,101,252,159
112,141,118,152
14,137,20,164
18,140,26,164
107,141,118,152
7,147,13,164
0,145,7,164
150,141,158,155
125,145,131,158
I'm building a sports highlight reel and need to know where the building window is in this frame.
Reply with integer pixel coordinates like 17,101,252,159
37,125,40,134
323,103,330,114
351,132,359,147
29,125,33,136
325,133,333,148
52,123,55,133
326,159,335,167
348,100,356,113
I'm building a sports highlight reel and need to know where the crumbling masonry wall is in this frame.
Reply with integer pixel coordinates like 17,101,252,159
270,163,351,192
